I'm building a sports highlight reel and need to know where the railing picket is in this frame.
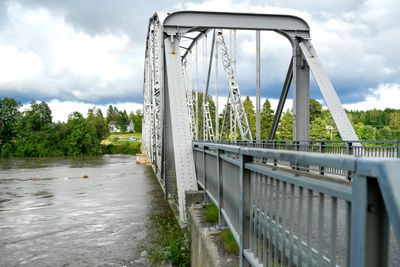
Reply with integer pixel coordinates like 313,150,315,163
256,172,261,260
250,172,255,253
330,196,338,267
274,179,280,267
281,181,288,265
288,184,295,266
307,189,313,266
318,193,325,266
268,177,273,267
262,175,268,266
298,186,304,266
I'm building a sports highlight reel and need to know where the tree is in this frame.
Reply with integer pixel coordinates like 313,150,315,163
106,105,118,124
116,110,129,132
87,107,109,140
260,99,274,139
310,118,329,140
22,101,52,131
65,112,102,155
0,97,21,150
129,109,143,133
310,98,322,122
276,109,293,140
389,112,400,129
242,96,256,137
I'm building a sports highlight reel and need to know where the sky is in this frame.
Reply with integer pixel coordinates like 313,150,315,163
0,0,399,121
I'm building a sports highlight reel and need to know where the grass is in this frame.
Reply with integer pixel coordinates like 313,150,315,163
101,132,142,154
204,203,218,223
220,229,239,254
144,194,190,267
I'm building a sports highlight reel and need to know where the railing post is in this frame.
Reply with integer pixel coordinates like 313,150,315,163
351,175,389,267
239,152,252,267
319,141,325,175
397,141,400,158
346,142,353,180
203,146,209,202
217,148,225,227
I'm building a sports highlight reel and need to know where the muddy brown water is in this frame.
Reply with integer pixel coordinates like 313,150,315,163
0,155,162,266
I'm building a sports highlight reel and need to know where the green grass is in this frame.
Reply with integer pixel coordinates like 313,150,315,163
204,203,218,223
144,194,190,267
100,132,142,155
220,229,239,254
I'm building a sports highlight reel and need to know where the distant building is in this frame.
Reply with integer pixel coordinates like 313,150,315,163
108,120,135,133
108,121,119,133
126,120,135,132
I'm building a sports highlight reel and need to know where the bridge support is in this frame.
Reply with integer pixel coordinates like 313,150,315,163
164,35,198,221
293,40,310,141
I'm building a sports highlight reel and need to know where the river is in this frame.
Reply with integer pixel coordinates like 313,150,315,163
0,155,160,266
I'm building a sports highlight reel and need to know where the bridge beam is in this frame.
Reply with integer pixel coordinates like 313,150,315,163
293,41,310,141
164,35,198,222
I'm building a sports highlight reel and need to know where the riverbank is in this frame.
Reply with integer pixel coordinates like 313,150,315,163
0,133,142,158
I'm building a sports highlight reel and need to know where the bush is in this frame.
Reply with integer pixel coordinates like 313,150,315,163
220,229,239,254
101,141,141,154
145,203,190,266
204,203,218,223
0,143,14,157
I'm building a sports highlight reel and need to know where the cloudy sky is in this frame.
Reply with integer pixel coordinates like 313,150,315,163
0,0,399,121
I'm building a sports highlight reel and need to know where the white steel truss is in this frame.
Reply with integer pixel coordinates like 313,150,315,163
215,29,252,140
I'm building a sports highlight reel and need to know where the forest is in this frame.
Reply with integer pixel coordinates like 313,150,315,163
0,97,143,157
1,96,399,158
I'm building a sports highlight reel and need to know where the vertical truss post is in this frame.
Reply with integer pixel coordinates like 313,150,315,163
255,30,261,142
195,43,199,141
293,39,310,141
203,31,216,141
215,33,219,141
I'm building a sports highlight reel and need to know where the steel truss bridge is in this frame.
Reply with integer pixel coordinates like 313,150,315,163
142,11,400,267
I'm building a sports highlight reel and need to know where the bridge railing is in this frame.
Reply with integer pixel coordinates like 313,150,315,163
200,139,400,158
193,142,400,267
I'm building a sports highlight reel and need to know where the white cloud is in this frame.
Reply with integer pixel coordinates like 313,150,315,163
343,83,400,111
45,99,143,122
0,45,44,84
183,0,400,103
0,2,141,102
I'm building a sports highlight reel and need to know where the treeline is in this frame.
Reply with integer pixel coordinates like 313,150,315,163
0,97,143,158
202,95,400,141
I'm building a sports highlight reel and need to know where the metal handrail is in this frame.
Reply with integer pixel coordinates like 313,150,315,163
192,141,400,267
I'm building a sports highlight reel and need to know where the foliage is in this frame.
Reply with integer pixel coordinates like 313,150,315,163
0,97,21,150
243,96,256,137
87,107,109,140
310,118,329,140
204,203,218,223
220,229,239,254
261,98,274,139
276,109,293,140
101,142,141,154
0,97,143,158
64,112,102,156
145,202,190,267
129,109,143,133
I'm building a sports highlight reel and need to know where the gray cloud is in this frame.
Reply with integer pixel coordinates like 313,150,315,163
0,0,398,109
